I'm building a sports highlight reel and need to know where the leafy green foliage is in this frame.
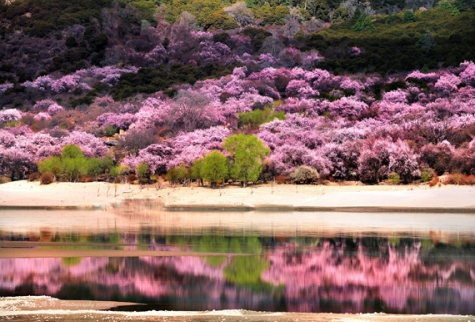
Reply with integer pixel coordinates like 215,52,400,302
166,164,188,184
420,168,434,182
136,162,149,178
164,0,224,25
191,158,204,185
62,144,84,159
223,134,270,187
238,107,285,128
223,255,270,288
0,0,112,37
104,125,118,137
332,7,349,22
37,145,112,182
352,14,375,31
38,156,62,177
387,172,400,184
203,10,239,30
310,8,475,74
403,11,416,23
254,3,289,25
201,150,229,188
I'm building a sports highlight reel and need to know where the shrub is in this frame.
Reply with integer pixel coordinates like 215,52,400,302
127,173,137,184
444,173,462,185
136,162,149,179
462,174,475,185
104,125,118,137
429,173,439,187
403,11,416,23
352,14,375,31
444,174,475,185
290,166,320,184
40,172,54,185
28,172,40,182
387,173,400,185
275,174,290,184
420,168,434,182
79,176,91,183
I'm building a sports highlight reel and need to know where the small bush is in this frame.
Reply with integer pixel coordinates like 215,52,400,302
275,174,290,184
79,176,91,183
403,11,416,23
446,173,463,185
420,168,434,182
28,172,40,182
387,173,400,184
103,125,118,137
429,173,439,187
40,172,54,185
0,176,11,184
462,174,475,185
290,166,320,184
445,174,475,185
126,173,137,184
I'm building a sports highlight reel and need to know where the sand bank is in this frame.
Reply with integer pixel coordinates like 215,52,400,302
1,180,475,212
1,296,473,322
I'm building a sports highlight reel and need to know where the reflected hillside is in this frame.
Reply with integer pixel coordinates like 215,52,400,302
0,235,474,314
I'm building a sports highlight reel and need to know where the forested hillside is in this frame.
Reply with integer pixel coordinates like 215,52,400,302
1,0,475,186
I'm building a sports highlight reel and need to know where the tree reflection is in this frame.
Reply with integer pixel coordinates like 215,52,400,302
0,235,474,314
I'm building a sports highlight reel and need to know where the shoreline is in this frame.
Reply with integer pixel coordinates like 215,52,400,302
1,296,473,322
1,180,475,212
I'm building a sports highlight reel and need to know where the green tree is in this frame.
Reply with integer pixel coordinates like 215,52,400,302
191,158,205,186
136,162,149,179
203,10,239,30
201,150,229,188
86,157,104,180
223,134,270,187
238,107,285,128
61,157,87,182
60,144,87,182
332,7,348,22
166,164,188,185
352,14,375,31
62,144,84,159
38,156,62,178
453,0,468,12
403,10,416,23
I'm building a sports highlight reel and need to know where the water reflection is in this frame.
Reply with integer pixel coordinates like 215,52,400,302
1,206,475,314
0,231,474,314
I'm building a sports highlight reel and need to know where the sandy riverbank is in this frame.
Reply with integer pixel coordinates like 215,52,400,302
1,180,475,212
1,296,473,322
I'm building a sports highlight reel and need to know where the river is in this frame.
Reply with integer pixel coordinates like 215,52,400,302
0,204,474,314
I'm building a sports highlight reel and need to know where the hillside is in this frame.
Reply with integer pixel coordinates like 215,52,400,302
1,0,475,186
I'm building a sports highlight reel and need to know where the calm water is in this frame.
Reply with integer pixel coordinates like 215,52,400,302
0,207,474,314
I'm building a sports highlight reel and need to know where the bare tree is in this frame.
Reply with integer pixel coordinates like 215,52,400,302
224,2,255,27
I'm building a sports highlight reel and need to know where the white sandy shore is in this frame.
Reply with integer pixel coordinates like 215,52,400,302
1,180,475,211
1,296,473,322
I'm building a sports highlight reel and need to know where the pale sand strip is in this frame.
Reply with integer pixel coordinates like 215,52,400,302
0,296,473,322
1,180,475,212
